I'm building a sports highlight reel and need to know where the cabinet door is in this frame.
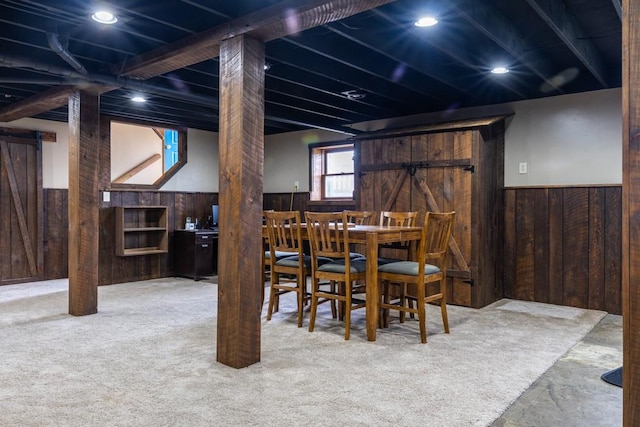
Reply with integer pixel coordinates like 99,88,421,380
357,131,474,306
359,136,412,214
410,131,473,306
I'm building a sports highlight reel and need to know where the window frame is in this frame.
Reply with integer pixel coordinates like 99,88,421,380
309,142,355,201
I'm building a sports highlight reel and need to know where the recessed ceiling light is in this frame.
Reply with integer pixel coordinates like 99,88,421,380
91,10,118,24
491,66,510,74
415,16,438,27
131,96,146,103
341,90,366,100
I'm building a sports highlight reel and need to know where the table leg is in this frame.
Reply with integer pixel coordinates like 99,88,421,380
365,232,378,341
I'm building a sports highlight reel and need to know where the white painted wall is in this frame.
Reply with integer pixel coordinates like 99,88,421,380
0,118,219,192
111,122,163,185
504,89,621,186
264,128,345,192
262,88,622,190
1,88,622,191
0,118,70,189
162,128,219,192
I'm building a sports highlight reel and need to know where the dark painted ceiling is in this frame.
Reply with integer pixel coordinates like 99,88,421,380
0,0,622,135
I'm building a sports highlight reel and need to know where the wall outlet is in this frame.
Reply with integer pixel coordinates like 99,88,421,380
518,162,528,174
294,180,299,190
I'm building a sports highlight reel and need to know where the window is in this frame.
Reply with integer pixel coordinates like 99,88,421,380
109,118,186,189
310,143,355,200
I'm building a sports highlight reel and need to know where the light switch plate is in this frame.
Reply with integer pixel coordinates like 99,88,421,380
103,191,110,202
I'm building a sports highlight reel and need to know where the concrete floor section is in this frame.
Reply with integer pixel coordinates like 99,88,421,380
491,314,622,427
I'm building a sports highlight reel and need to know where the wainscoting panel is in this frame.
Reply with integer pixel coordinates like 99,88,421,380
504,186,621,314
42,188,622,314
43,189,217,285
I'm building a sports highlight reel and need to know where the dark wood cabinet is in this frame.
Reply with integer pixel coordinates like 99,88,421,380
173,230,218,280
356,116,505,309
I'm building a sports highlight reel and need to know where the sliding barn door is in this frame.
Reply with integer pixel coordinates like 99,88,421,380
410,131,474,306
0,132,43,285
357,130,474,305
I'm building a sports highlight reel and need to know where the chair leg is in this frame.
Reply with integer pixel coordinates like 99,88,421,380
382,280,391,328
296,276,305,328
308,279,319,332
344,284,351,340
399,283,406,323
339,281,346,321
330,280,338,319
378,281,385,328
441,298,449,333
266,274,278,321
417,283,427,343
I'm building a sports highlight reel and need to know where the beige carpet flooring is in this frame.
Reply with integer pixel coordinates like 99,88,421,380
0,277,606,426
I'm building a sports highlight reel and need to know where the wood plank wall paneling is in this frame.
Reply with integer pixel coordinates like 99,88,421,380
43,189,217,285
40,187,622,315
504,186,622,314
43,189,68,280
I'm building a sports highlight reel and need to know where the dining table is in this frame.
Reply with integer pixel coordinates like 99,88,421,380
263,223,423,341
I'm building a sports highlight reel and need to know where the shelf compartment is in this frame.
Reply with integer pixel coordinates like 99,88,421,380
115,206,168,256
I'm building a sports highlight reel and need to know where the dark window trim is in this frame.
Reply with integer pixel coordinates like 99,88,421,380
309,141,354,201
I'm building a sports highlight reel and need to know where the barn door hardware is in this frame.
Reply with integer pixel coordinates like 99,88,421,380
401,163,418,176
462,279,475,286
463,165,474,173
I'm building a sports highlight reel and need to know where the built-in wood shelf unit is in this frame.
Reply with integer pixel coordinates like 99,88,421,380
115,206,168,256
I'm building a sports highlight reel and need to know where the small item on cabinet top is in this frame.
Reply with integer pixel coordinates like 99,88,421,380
185,216,195,230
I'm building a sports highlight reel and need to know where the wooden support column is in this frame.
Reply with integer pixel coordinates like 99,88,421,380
216,34,264,368
623,0,640,424
68,89,100,316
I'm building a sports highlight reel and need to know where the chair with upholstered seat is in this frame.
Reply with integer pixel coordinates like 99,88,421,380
263,210,313,327
343,210,375,260
345,210,375,226
306,211,367,340
261,235,292,304
378,211,455,343
378,210,419,262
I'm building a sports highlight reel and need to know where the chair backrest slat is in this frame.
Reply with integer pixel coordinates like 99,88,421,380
419,211,455,271
345,210,375,225
379,211,419,256
264,210,304,257
305,211,349,260
379,211,418,227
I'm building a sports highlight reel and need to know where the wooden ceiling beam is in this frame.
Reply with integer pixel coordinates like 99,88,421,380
0,86,76,123
115,0,397,79
0,85,114,124
0,0,397,126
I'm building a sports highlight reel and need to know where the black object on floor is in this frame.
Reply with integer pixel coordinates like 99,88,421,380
601,367,623,388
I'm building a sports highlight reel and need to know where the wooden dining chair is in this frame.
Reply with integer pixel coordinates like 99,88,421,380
261,235,293,303
261,211,294,304
343,210,375,260
306,211,367,340
378,211,455,343
378,210,419,261
345,210,375,225
263,210,312,327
